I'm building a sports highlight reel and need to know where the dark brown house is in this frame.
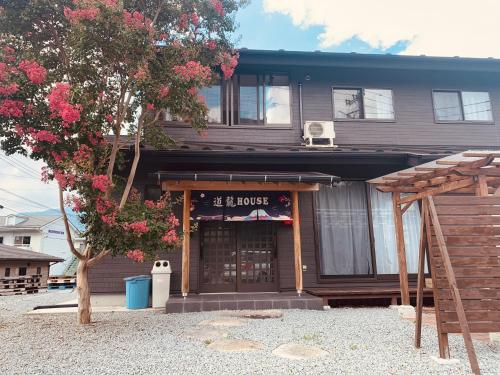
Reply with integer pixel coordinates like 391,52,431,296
89,49,500,307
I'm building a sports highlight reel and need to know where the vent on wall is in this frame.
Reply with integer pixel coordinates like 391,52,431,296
303,121,336,148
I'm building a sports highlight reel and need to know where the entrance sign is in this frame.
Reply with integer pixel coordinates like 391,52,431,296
190,191,292,221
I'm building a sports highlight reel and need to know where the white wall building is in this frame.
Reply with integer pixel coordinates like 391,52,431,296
0,214,84,276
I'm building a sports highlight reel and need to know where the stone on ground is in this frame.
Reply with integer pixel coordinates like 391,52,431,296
224,309,283,319
272,343,328,360
430,356,461,365
198,318,247,327
207,339,263,352
390,304,416,319
182,326,228,341
490,332,500,346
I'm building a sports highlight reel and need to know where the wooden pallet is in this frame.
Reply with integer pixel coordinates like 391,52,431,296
0,275,44,296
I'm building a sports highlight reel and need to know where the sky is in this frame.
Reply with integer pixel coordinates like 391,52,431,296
1,0,499,213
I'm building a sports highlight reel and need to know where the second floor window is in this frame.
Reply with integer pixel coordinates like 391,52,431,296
234,74,291,125
433,90,493,122
14,236,30,246
333,88,395,120
199,85,222,123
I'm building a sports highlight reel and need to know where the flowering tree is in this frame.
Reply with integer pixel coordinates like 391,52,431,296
0,0,242,324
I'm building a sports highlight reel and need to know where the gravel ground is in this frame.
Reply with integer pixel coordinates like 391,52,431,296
0,293,498,375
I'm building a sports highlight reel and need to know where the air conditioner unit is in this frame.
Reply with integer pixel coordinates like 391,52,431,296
303,121,336,147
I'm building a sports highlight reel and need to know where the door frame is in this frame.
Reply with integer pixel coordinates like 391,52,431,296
199,221,279,293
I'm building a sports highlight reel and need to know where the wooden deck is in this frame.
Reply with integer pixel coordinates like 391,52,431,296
306,287,434,306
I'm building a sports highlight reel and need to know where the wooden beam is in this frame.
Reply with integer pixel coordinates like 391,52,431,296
415,199,428,348
181,190,191,297
427,197,481,375
398,177,475,205
291,191,303,295
401,201,413,215
162,180,319,192
392,193,410,305
385,156,493,188
476,175,489,196
424,199,450,359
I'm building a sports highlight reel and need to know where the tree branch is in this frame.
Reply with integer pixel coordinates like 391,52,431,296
87,249,111,268
58,185,85,261
118,109,147,210
151,0,166,26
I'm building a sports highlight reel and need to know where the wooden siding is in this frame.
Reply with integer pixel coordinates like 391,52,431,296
162,66,500,148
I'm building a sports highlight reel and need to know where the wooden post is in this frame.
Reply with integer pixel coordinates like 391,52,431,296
181,190,191,297
415,199,427,348
291,190,303,295
424,201,450,359
427,197,480,374
392,192,410,305
476,175,488,196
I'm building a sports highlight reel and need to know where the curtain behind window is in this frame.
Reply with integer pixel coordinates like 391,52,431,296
462,91,493,121
369,185,424,274
316,182,372,275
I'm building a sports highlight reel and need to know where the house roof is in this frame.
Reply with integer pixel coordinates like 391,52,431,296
0,215,60,230
0,244,63,262
238,48,500,72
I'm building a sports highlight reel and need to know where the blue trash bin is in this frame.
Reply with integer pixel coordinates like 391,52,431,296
124,275,151,309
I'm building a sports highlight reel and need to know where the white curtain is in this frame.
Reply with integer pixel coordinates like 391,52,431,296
316,182,372,275
369,185,425,274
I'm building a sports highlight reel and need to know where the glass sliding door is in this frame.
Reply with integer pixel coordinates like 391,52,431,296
315,182,372,276
369,185,424,274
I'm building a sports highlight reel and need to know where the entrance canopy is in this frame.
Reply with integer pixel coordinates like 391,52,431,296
151,171,339,191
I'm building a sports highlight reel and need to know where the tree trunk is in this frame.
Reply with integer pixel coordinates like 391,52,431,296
76,259,91,325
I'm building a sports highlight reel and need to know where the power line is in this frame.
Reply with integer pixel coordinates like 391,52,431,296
0,187,55,210
0,155,40,179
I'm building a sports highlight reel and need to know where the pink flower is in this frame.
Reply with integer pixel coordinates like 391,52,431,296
173,61,211,83
206,40,217,51
0,83,19,96
146,103,154,110
160,33,168,40
18,60,47,84
33,130,59,144
123,10,153,32
64,6,100,24
0,62,8,82
65,194,84,212
91,174,110,193
101,213,116,225
0,99,24,118
59,103,81,123
123,220,149,235
73,144,92,164
48,83,81,123
133,66,148,80
144,200,155,209
191,13,199,26
158,86,169,98
96,197,113,214
126,249,145,263
54,170,76,190
211,0,224,16
187,87,197,96
167,213,180,227
161,229,178,244
105,114,113,123
178,13,189,30
219,52,238,80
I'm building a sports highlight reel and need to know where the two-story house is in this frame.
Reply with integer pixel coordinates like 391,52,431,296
0,213,85,276
88,49,500,308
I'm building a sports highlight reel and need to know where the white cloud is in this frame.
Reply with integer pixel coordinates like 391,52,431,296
263,0,500,57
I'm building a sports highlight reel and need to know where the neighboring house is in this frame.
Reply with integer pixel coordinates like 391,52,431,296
0,244,63,289
89,49,500,303
0,214,85,276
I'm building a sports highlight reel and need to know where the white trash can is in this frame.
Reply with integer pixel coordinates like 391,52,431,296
151,260,172,308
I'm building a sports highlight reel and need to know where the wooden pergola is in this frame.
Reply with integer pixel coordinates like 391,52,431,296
156,171,339,298
370,150,500,375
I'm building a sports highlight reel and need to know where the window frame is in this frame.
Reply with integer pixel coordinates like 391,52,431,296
0,236,3,244
14,235,31,246
231,72,293,128
332,86,397,122
312,180,429,283
432,89,494,124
